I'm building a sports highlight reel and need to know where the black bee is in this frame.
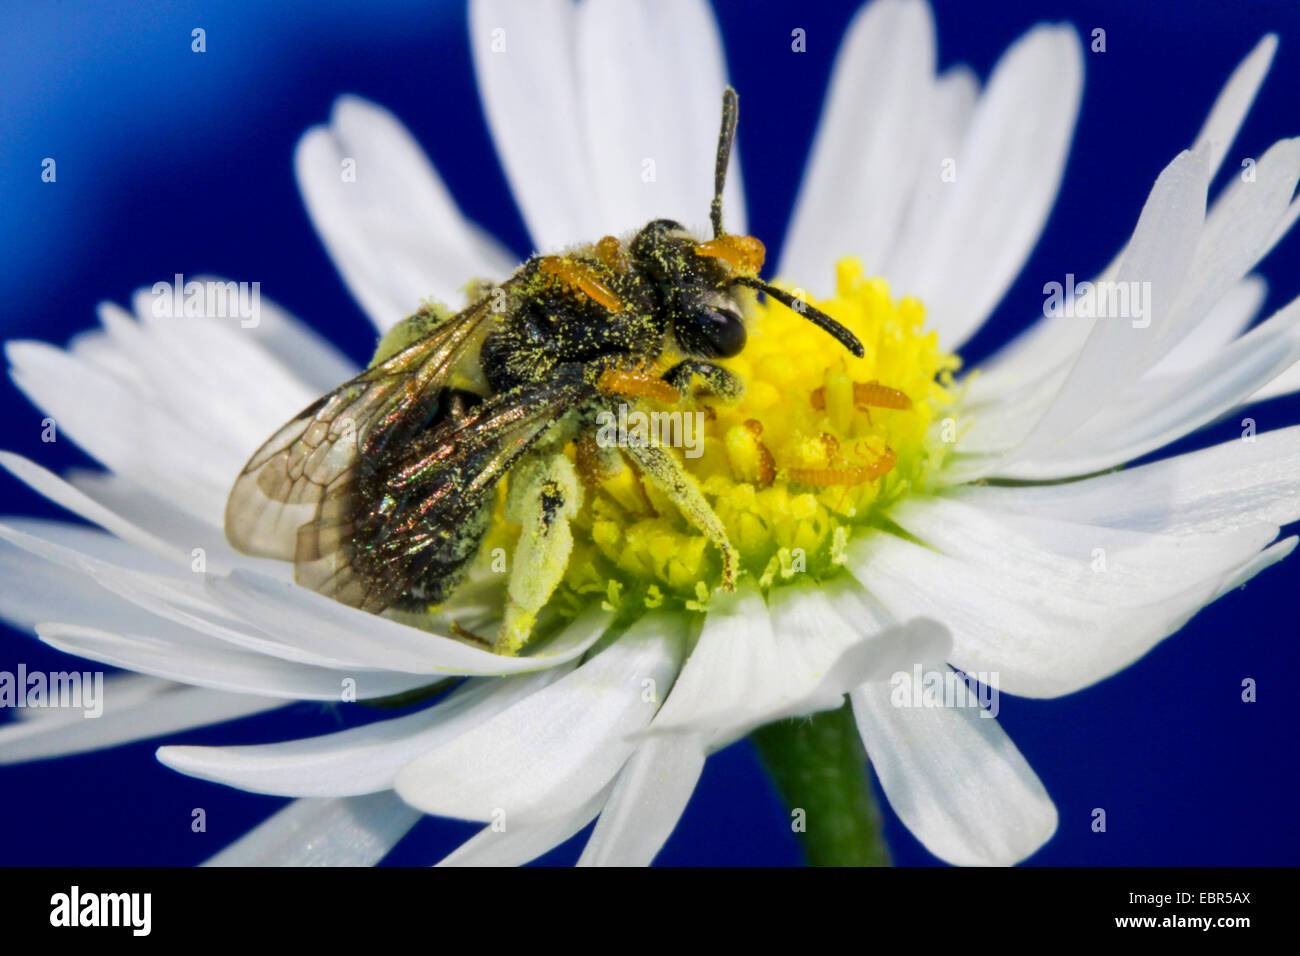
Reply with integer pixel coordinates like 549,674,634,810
225,88,864,654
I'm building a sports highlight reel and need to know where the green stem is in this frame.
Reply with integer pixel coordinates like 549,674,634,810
750,702,890,867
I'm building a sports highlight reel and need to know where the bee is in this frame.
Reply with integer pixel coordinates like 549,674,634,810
225,88,864,655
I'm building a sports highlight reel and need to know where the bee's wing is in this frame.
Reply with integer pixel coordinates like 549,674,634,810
294,370,596,613
225,297,496,560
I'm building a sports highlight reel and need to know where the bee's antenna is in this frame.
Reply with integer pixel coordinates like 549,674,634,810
712,87,739,238
732,276,866,358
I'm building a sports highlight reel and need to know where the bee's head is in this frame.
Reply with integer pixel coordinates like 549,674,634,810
626,218,754,359
668,87,866,360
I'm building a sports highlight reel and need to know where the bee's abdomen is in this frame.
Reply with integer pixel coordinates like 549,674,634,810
388,495,493,610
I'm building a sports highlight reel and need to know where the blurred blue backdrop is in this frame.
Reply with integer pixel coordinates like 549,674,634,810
1,0,1297,866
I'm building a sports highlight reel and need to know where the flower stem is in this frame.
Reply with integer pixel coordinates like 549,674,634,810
750,702,890,866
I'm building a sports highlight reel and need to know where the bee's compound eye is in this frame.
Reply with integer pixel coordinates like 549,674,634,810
678,307,746,358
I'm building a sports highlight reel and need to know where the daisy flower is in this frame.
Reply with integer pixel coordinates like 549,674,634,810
3,0,1299,868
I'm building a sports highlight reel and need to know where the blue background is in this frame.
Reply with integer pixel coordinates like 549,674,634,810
1,0,1297,866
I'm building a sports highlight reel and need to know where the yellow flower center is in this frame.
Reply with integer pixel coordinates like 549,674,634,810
492,258,961,619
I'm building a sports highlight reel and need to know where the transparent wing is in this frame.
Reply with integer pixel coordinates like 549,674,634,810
224,297,496,560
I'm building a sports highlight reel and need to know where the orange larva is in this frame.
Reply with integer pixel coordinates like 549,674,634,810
854,381,912,410
809,381,913,413
787,447,897,487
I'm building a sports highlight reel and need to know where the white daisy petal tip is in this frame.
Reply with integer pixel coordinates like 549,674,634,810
779,0,938,288
885,17,1084,348
202,793,421,867
1193,32,1279,176
293,91,514,332
575,735,705,868
852,679,1058,867
436,786,610,868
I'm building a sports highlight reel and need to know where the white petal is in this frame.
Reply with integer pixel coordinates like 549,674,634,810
1251,355,1300,402
1147,274,1266,377
999,293,1300,479
996,147,1209,470
576,0,743,239
987,136,1300,480
0,518,180,636
962,278,1269,457
124,285,323,456
0,681,280,765
942,367,1071,470
2,672,167,723
203,792,420,866
949,425,1300,535
66,470,292,579
846,513,1282,697
888,495,1277,606
7,287,347,528
766,582,885,712
393,613,685,824
471,0,599,251
1173,137,1300,329
6,342,233,523
851,680,1056,866
780,0,936,291
1265,192,1300,259
36,621,433,701
295,96,515,331
768,584,951,722
646,580,949,743
0,519,309,674
437,787,609,867
1214,535,1297,598
198,284,359,393
969,35,1281,405
577,735,704,867
1192,34,1278,182
205,570,611,676
0,522,376,705
156,668,570,797
886,24,1083,349
0,520,387,672
641,581,772,742
879,65,979,283
1,452,245,572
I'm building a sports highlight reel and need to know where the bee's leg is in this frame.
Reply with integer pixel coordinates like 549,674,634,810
621,435,739,592
662,360,745,402
496,449,584,655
